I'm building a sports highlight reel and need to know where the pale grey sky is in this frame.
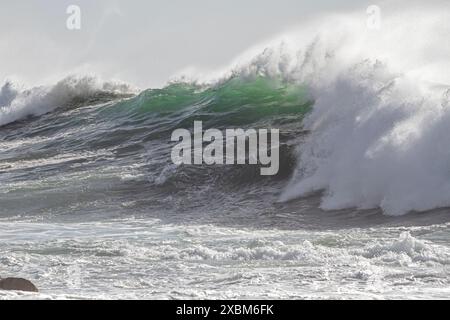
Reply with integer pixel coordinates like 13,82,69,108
0,0,424,88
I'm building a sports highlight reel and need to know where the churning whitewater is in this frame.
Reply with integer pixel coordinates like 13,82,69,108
1,4,450,299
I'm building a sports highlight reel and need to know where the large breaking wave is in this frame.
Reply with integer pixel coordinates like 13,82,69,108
1,3,450,216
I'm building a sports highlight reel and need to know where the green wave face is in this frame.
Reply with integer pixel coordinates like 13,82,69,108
107,76,313,128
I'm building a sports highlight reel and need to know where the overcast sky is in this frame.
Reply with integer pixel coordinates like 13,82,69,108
0,0,433,88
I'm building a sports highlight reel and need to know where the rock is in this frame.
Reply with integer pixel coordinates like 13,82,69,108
0,278,39,292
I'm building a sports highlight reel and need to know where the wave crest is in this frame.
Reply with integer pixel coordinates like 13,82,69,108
0,76,135,127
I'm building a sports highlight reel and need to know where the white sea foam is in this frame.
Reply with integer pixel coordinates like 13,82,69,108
0,219,448,299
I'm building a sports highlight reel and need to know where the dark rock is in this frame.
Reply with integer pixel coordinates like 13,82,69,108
0,278,39,292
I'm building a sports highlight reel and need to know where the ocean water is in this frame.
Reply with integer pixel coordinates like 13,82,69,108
1,7,450,300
